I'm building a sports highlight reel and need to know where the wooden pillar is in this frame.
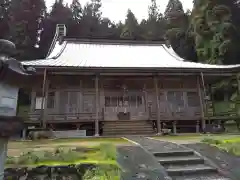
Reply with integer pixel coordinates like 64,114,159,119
197,75,206,130
154,76,161,133
95,74,99,136
43,79,49,129
40,68,48,129
237,73,240,94
30,89,36,112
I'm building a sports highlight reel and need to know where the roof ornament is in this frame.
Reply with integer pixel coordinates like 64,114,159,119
46,24,66,57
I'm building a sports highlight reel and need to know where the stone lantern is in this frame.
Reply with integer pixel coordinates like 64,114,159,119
0,39,35,180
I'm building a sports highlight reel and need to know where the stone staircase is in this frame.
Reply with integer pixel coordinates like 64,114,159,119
102,120,155,136
152,149,230,180
125,137,231,180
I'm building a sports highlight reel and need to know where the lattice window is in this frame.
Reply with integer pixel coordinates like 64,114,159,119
105,95,143,107
187,92,200,107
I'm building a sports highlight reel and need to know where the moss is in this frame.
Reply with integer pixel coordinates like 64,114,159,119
6,143,121,179
201,137,240,156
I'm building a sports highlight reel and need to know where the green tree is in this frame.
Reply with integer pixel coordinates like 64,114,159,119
191,0,236,64
8,0,46,60
38,0,73,57
164,0,197,61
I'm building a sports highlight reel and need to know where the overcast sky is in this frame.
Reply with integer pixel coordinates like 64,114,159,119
46,0,193,22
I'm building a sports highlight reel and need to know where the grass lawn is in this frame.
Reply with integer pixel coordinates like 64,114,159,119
152,134,240,144
8,137,130,157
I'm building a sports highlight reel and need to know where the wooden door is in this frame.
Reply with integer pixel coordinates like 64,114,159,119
59,91,68,113
126,92,145,120
166,91,185,118
104,92,120,120
59,91,80,114
67,91,79,113
82,93,95,113
186,91,201,117
104,91,146,120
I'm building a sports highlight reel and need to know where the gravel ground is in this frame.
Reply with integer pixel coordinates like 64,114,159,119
117,146,171,180
184,143,240,180
125,137,186,153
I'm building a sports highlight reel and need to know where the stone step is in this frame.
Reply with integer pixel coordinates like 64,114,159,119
157,155,204,166
172,173,231,180
153,150,194,157
103,130,154,134
102,131,154,136
103,124,153,129
166,164,217,176
103,125,152,128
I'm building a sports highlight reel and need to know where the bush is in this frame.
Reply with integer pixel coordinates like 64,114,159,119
28,130,54,140
201,138,222,145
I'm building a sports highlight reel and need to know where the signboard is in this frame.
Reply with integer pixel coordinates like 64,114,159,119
0,83,19,116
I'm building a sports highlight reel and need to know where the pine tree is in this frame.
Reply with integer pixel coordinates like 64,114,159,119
164,0,197,61
120,9,139,40
9,0,46,60
0,0,11,39
80,0,103,38
70,0,82,23
140,0,165,40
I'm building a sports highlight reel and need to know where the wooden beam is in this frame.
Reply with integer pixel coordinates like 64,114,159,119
95,74,99,136
154,76,161,133
197,75,206,130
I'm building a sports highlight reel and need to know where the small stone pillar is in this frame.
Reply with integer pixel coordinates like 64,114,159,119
0,138,7,179
0,117,24,180
196,120,200,133
173,121,177,134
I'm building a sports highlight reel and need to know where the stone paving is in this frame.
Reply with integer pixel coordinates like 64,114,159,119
118,145,172,180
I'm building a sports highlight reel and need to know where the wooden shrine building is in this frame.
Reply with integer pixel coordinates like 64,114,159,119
21,25,240,137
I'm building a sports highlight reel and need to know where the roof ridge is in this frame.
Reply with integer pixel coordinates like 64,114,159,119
64,38,165,45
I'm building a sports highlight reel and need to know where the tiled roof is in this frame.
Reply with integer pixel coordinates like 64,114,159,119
22,40,240,69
